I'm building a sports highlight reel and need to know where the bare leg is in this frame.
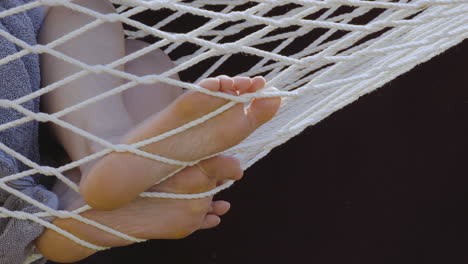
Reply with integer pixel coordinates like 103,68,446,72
123,39,183,124
36,40,246,263
47,38,183,210
39,0,134,168
40,0,281,211
36,155,241,263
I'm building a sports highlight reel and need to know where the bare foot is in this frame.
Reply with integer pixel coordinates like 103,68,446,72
36,155,242,263
81,76,280,210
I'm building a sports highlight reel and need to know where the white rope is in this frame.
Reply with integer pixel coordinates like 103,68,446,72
0,0,465,262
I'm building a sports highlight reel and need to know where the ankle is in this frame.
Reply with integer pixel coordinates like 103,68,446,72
78,130,128,178
87,132,127,153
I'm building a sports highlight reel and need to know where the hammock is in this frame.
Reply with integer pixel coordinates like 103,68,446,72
0,0,466,262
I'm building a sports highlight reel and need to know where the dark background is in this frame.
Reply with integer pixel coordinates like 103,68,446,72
51,38,468,263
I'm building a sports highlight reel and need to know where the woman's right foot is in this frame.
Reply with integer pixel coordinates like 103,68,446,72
81,76,281,210
36,155,242,263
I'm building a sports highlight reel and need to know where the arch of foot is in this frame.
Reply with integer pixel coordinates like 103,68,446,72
0,0,465,262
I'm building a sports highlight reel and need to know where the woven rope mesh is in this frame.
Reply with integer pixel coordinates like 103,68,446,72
0,0,466,262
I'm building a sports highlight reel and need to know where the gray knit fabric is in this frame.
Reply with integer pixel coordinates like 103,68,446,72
0,1,58,264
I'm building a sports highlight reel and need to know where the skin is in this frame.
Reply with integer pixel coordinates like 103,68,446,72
36,1,281,262
36,154,242,263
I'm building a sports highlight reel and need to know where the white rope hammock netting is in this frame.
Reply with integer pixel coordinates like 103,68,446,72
0,0,466,263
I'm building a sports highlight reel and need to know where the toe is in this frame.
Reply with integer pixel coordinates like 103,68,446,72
233,76,253,94
209,200,231,216
246,94,281,129
198,77,221,92
248,76,266,92
149,155,243,196
200,214,221,229
198,155,244,183
148,165,213,194
218,75,236,95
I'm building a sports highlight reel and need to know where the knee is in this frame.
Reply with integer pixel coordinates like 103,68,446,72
72,0,117,14
125,39,177,77
46,0,120,26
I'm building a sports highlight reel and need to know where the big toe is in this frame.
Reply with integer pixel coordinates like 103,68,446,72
149,155,242,195
247,89,282,127
197,155,243,183
198,77,221,92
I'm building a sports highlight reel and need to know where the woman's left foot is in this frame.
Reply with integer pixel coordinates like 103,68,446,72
36,155,242,263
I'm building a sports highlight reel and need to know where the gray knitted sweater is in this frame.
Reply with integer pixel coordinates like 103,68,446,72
0,1,58,263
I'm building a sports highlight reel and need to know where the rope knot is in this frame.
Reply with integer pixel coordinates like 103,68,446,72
35,113,50,123
106,13,121,23
139,75,158,85
221,43,239,53
39,166,57,176
31,44,47,54
89,65,106,74
112,144,131,153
